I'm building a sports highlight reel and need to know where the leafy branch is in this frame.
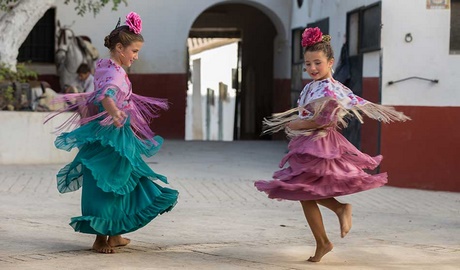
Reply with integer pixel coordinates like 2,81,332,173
64,0,128,16
0,0,128,16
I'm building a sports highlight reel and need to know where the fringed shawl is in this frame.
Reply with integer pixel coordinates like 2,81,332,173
45,59,168,145
263,78,410,138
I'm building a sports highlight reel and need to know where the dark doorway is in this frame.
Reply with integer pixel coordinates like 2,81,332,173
342,8,364,149
189,4,277,140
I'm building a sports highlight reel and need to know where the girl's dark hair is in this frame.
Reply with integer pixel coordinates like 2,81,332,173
104,25,144,51
304,35,334,60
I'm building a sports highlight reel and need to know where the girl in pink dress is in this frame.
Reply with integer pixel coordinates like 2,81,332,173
254,27,410,262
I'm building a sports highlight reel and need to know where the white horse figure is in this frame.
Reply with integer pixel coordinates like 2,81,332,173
55,21,98,92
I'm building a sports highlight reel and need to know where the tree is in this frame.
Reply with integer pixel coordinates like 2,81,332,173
0,0,126,71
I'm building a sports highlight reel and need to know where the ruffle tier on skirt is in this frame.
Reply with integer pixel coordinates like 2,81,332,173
55,121,178,235
255,128,387,201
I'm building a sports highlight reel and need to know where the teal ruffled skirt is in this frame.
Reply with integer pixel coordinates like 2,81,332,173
55,120,178,235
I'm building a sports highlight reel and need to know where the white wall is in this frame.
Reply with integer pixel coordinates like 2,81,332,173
0,112,76,164
53,0,292,77
288,0,460,106
381,0,460,106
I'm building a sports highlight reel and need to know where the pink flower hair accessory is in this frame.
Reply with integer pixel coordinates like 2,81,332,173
301,27,323,47
125,12,142,34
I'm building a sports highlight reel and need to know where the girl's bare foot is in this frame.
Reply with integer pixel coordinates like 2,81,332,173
108,235,131,247
338,203,352,238
307,242,333,262
92,236,114,254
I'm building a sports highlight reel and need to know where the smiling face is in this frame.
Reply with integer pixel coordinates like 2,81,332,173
304,50,334,81
114,41,143,67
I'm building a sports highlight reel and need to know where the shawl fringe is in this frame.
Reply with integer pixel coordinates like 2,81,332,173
262,97,410,139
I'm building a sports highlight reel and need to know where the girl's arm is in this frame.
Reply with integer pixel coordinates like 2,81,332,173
101,96,126,127
289,98,338,131
287,118,321,130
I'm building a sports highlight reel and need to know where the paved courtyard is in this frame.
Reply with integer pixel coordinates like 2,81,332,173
1,140,459,269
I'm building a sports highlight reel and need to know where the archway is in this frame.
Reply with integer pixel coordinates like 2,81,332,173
187,3,278,140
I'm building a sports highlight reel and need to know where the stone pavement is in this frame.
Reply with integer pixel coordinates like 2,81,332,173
0,140,459,269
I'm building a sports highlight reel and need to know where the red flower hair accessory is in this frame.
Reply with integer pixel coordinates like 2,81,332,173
125,12,142,34
301,27,322,47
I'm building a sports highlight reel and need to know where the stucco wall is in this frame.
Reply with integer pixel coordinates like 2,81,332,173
53,0,292,78
0,112,76,164
380,0,460,191
381,0,460,106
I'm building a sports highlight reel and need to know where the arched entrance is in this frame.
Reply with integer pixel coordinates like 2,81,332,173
187,3,278,140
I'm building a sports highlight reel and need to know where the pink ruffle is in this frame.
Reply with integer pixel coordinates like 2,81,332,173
254,129,387,201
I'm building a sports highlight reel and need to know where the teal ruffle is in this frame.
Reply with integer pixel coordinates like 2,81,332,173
55,120,178,235
70,173,178,235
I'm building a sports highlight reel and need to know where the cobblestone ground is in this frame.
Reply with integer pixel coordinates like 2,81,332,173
1,141,459,269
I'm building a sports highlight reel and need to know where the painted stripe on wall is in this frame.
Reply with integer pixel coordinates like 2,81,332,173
361,77,380,157
380,106,460,192
129,74,187,139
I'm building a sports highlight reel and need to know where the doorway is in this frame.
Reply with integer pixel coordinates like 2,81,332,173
186,37,240,141
186,3,277,140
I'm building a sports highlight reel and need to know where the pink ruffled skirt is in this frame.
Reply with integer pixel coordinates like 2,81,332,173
254,129,387,201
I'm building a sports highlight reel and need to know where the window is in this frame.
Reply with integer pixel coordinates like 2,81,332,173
361,2,381,52
347,2,382,55
307,18,330,36
292,28,304,64
451,0,460,54
18,8,55,63
347,10,360,57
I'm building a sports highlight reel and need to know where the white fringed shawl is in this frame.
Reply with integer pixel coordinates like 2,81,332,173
263,78,410,138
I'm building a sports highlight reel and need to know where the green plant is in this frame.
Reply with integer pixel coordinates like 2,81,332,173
0,63,37,82
0,63,38,110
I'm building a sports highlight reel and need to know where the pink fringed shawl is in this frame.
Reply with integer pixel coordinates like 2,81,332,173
45,59,168,144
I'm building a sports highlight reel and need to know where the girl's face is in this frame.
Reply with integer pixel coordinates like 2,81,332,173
115,41,143,67
304,50,334,81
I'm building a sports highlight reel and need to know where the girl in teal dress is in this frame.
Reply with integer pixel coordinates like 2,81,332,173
47,12,178,253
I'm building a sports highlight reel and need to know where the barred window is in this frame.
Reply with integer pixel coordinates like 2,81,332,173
361,2,381,52
18,8,55,63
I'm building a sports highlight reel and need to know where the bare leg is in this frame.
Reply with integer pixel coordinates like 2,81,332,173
300,200,334,262
92,235,114,254
317,198,352,238
108,235,131,247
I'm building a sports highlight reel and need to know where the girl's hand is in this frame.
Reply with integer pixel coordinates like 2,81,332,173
101,97,126,128
111,110,127,128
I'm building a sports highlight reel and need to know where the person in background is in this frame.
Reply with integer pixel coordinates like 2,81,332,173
65,63,94,93
76,63,94,93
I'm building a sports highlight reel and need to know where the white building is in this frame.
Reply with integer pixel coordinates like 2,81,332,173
16,0,460,191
